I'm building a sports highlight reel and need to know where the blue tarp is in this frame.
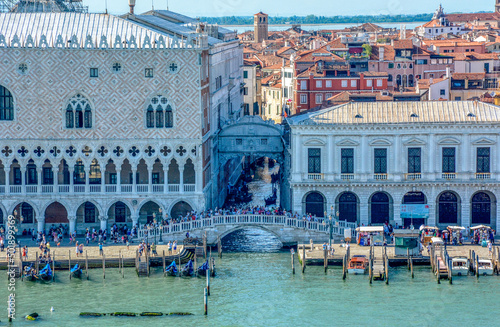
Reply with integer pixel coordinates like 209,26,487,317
166,260,178,274
39,264,52,277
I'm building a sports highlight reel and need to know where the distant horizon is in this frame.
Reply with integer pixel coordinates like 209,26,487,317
81,0,493,18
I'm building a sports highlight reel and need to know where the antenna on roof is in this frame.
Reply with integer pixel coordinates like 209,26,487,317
152,0,154,10
167,0,169,10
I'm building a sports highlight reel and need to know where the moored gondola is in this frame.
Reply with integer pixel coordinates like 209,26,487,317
181,260,194,277
165,260,178,276
71,264,83,278
23,265,38,281
39,264,53,281
197,260,209,276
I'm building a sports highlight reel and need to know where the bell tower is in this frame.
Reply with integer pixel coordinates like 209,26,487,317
496,0,500,13
254,12,268,43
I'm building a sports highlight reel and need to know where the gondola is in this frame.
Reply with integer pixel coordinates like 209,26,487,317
23,265,38,281
165,260,178,276
39,263,53,281
197,260,209,276
181,260,194,277
71,264,83,278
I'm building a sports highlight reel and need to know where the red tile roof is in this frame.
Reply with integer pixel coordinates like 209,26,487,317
452,72,486,80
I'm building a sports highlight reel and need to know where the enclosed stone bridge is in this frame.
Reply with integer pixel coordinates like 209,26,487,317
136,214,357,247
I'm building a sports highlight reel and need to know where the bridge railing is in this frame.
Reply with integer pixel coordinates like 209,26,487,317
136,215,358,241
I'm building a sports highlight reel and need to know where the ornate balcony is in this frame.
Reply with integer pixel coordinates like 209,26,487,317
373,173,388,180
475,173,491,180
405,173,422,180
441,173,456,180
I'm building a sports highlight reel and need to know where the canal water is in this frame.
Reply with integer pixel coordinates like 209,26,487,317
1,228,499,326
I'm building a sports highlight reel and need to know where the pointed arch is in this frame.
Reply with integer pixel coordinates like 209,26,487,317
145,94,174,128
64,93,93,129
0,85,14,121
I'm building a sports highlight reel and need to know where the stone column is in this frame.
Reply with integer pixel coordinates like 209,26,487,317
116,167,122,193
427,203,436,226
84,166,90,193
52,165,59,193
359,195,369,226
394,135,401,182
147,163,153,193
360,135,368,181
5,167,10,195
163,164,169,194
37,167,42,194
179,165,185,193
99,215,107,232
37,216,45,234
496,202,500,231
132,165,137,194
100,167,106,194
69,167,74,193
393,196,402,227
20,166,26,194
327,135,334,181
428,133,435,180
132,214,139,228
68,216,77,235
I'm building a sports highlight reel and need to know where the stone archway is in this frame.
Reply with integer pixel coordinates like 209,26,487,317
44,202,69,230
170,201,193,220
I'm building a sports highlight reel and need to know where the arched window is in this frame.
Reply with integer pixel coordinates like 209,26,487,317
471,192,491,225
305,192,324,217
66,94,92,129
370,192,390,225
0,85,14,121
338,192,357,223
438,192,458,224
146,95,173,128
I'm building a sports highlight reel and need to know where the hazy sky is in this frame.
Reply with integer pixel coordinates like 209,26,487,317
85,0,492,17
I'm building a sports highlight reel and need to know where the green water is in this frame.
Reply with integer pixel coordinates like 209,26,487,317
1,229,499,326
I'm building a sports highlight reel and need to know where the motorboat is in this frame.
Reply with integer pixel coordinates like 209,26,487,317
477,259,494,276
347,255,368,275
451,257,469,276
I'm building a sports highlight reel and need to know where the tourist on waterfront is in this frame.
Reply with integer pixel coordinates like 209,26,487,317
488,241,493,256
152,243,157,256
22,246,27,261
99,243,103,256
168,241,172,255
173,240,177,254
75,241,79,257
0,236,4,251
79,243,84,256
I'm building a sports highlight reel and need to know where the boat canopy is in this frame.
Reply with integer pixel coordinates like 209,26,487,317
419,226,438,231
431,237,444,244
356,226,384,233
447,226,465,230
470,225,491,230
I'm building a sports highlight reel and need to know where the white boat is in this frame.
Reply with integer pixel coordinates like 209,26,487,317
451,257,469,276
477,259,494,276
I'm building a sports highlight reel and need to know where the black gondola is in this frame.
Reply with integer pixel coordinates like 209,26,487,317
166,260,178,276
71,264,82,278
197,260,209,276
23,265,38,281
181,260,194,277
39,264,53,281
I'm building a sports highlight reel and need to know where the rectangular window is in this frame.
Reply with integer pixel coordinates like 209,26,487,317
341,148,354,174
300,94,307,104
243,71,248,79
377,79,382,87
145,68,154,78
315,94,323,104
325,93,332,99
109,173,117,185
408,148,421,173
90,68,98,78
13,167,21,185
326,80,332,88
374,148,387,174
442,147,456,173
276,105,280,115
454,97,461,101
243,87,248,95
236,139,243,145
351,80,357,87
300,80,307,90
316,80,322,88
261,138,268,145
440,89,446,96
341,80,348,87
43,167,53,185
308,148,321,173
152,173,160,184
366,79,373,87
388,63,394,69
27,166,37,185
244,103,250,116
477,147,490,173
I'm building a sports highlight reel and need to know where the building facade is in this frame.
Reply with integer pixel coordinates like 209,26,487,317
0,11,242,234
286,101,500,230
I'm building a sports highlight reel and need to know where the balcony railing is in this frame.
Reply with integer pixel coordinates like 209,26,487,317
405,173,422,180
105,185,117,193
306,173,324,180
152,185,164,193
137,185,148,193
74,185,85,193
42,185,53,193
184,184,195,192
26,185,38,193
10,185,21,193
168,184,180,192
89,185,101,193
340,173,354,180
121,185,133,193
59,185,70,193
373,173,388,180
441,173,456,180
475,173,491,180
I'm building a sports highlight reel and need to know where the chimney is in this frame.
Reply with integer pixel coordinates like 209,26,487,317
129,0,136,14
379,46,384,62
446,67,450,78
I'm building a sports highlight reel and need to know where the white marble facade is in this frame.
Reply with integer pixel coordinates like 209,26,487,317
287,101,500,230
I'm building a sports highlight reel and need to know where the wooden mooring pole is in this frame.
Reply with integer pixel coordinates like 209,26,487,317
102,253,105,279
204,287,208,315
448,258,453,284
291,252,295,274
121,253,125,278
207,265,211,296
52,251,55,281
35,251,39,276
302,244,306,273
410,256,414,278
85,251,89,280
385,254,389,285
323,248,328,273
163,250,166,277
68,250,71,280
217,236,222,259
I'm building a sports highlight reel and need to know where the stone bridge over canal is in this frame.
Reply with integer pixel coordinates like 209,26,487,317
137,214,357,247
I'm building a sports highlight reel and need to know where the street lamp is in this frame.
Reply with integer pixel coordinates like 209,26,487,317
158,208,163,244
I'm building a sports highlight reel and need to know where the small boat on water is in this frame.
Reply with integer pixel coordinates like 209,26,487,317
451,257,469,276
165,260,178,276
478,259,494,276
23,265,38,281
39,264,53,281
197,260,209,276
71,264,83,278
181,260,194,277
348,255,368,275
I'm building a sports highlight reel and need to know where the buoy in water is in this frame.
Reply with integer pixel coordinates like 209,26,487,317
51,307,54,312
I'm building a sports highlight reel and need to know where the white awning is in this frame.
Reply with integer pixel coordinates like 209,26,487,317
356,226,384,232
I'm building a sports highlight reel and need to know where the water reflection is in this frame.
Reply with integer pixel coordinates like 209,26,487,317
221,228,283,253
